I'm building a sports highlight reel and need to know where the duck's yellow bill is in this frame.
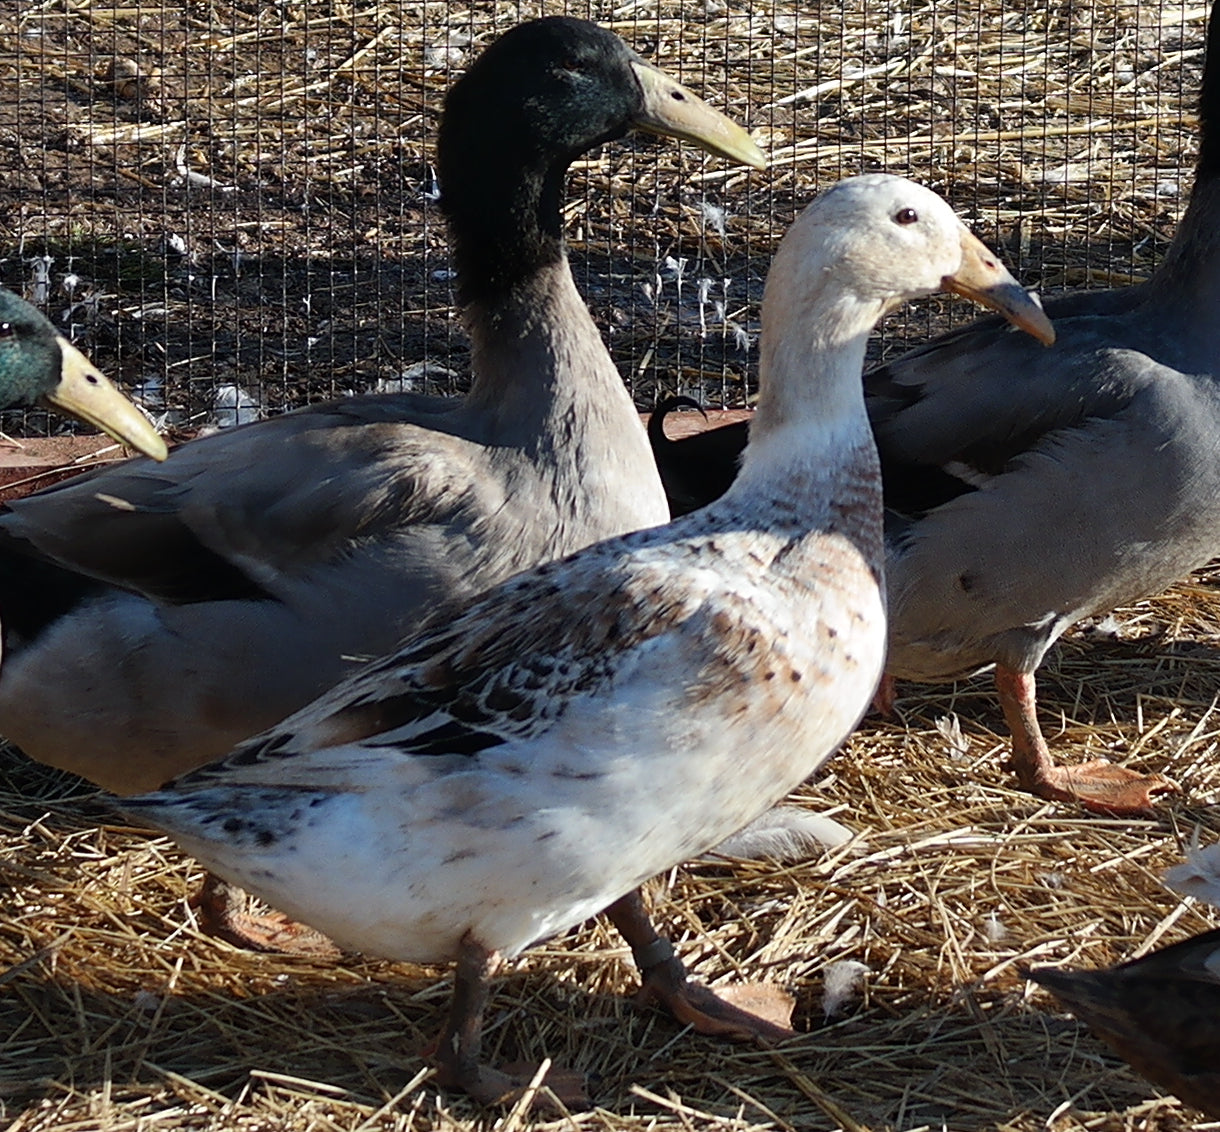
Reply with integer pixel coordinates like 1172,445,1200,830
43,336,169,461
631,61,766,171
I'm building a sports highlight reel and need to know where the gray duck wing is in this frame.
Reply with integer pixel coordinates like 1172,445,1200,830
0,396,496,606
866,304,1153,516
158,536,687,790
885,362,1220,678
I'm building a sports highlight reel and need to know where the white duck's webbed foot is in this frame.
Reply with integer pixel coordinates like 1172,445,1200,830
606,890,795,1042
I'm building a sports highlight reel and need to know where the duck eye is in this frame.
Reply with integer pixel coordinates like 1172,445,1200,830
0,322,13,339
894,208,919,225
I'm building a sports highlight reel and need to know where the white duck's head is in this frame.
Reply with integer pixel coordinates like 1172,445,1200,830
749,175,1052,452
766,174,1054,345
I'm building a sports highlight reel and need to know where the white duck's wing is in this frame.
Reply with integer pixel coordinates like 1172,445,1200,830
170,539,710,782
124,515,882,962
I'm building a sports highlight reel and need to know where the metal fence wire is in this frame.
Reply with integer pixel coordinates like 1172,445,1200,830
0,0,1204,437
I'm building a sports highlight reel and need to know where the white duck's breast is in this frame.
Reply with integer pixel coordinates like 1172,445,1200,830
158,525,884,964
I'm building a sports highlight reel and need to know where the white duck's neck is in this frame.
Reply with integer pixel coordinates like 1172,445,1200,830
734,272,883,499
707,265,887,579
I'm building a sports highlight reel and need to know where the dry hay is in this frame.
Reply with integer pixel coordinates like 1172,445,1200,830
0,0,1210,423
3,564,1220,1132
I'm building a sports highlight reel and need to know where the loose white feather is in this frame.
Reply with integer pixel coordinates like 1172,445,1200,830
1164,839,1220,907
706,806,856,863
822,960,870,1018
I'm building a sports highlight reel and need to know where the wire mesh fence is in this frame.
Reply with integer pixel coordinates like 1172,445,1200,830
0,0,1206,437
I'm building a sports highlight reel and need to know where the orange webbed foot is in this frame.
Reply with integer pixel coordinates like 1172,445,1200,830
636,949,795,1042
606,889,796,1043
430,1057,589,1111
195,873,342,958
1030,759,1178,817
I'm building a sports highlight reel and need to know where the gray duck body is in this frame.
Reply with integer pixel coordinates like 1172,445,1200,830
878,175,1220,682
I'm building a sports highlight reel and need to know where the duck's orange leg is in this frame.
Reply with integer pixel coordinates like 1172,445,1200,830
872,673,897,718
994,664,1177,816
606,889,794,1042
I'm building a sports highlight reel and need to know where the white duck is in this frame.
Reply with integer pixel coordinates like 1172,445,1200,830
119,175,1053,1103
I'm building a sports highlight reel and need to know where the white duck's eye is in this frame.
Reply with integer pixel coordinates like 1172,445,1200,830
894,208,919,225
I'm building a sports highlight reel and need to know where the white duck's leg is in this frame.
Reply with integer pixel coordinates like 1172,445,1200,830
429,935,502,1097
994,664,1177,815
606,890,795,1042
195,873,340,958
428,934,587,1108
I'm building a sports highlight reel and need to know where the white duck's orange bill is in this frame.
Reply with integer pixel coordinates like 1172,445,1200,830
942,229,1056,346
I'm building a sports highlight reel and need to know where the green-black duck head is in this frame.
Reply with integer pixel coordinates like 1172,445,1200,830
0,288,167,461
